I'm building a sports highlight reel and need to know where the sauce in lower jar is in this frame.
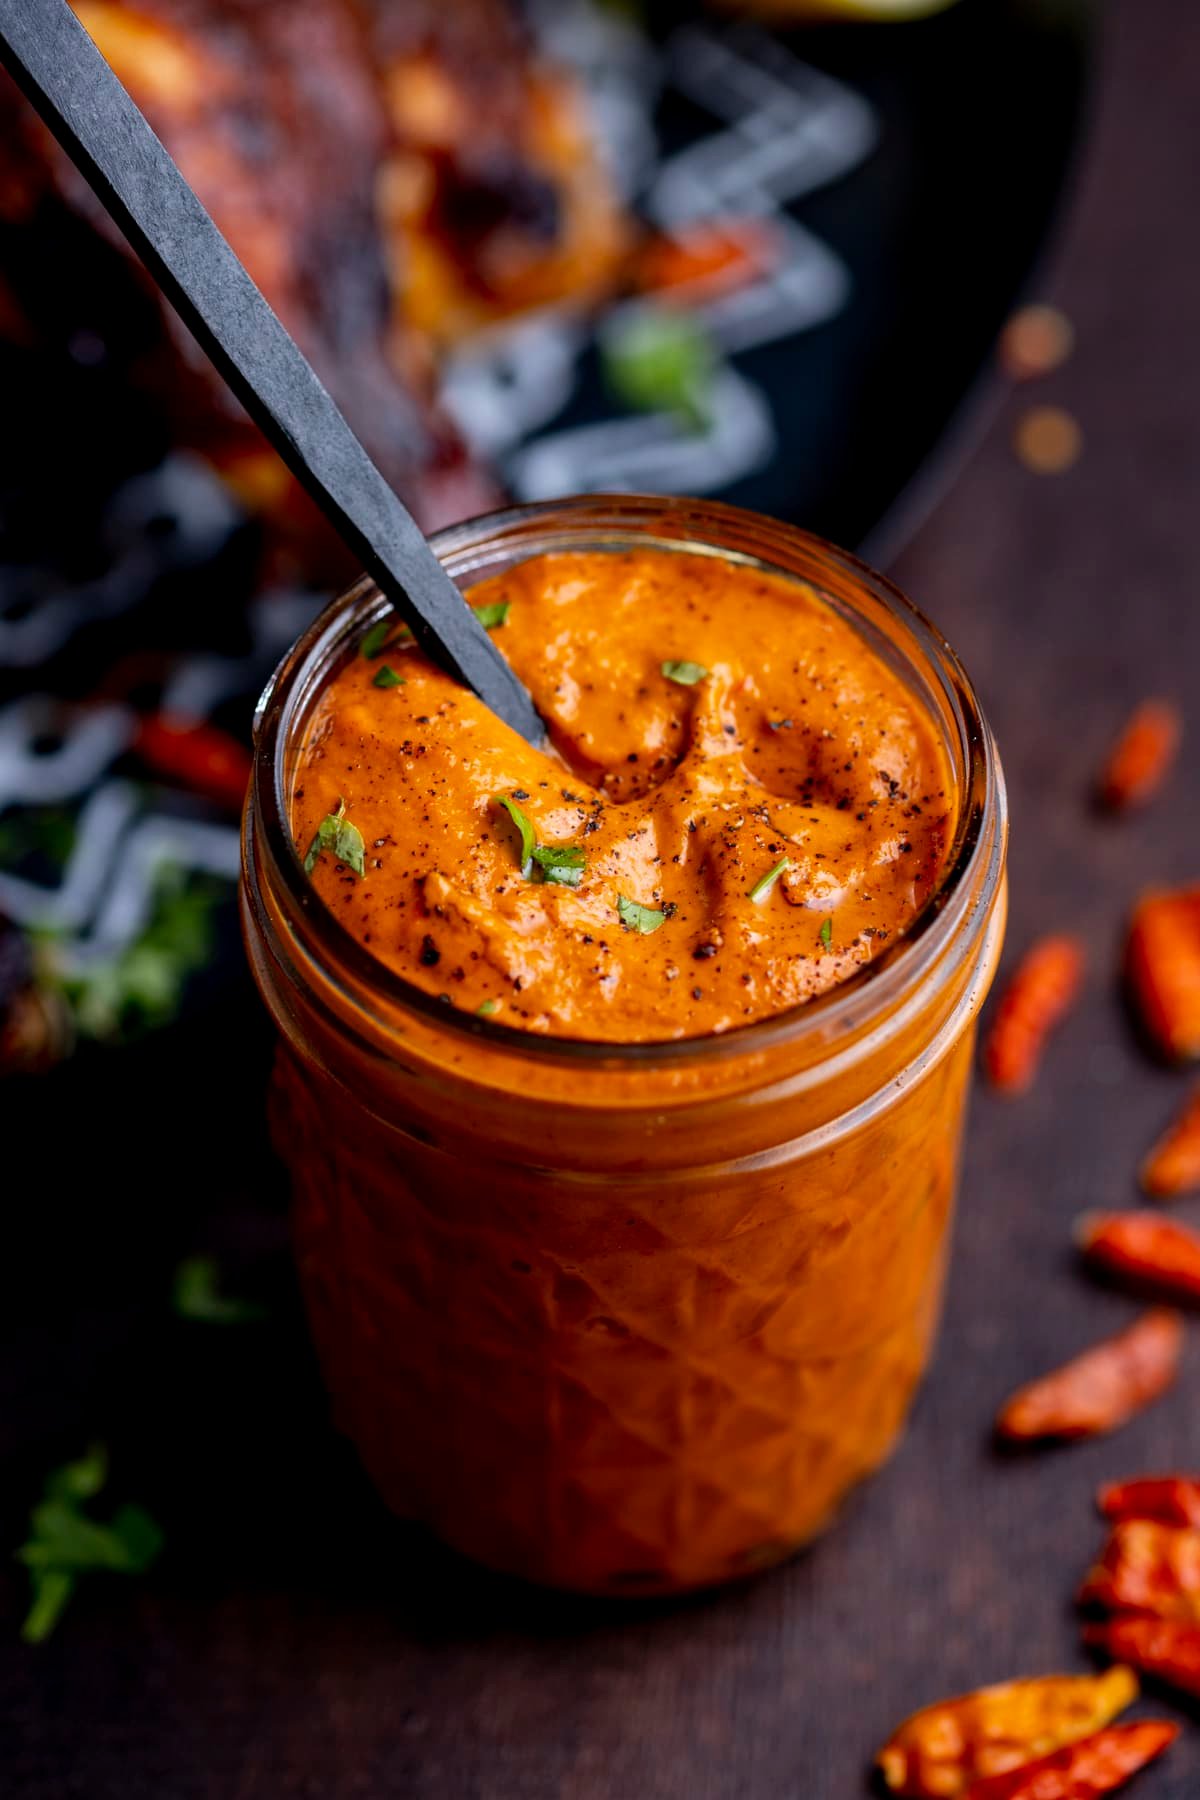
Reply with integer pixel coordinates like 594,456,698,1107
243,499,1007,1594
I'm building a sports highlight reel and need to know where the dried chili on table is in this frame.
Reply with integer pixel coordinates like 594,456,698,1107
1077,1211,1200,1303
1085,1614,1200,1700
1140,1086,1200,1198
982,936,1085,1095
1096,700,1182,813
1099,1475,1200,1529
963,1721,1177,1800
875,1667,1139,1797
1080,1518,1200,1621
995,1310,1183,1444
1126,886,1200,1063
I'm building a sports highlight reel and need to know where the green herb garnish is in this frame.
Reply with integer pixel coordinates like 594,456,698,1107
303,798,365,878
747,856,792,904
617,893,666,934
363,598,505,661
495,797,586,886
173,1254,266,1325
361,618,392,659
476,999,500,1017
819,917,833,950
661,659,708,686
601,309,716,430
372,664,405,689
531,843,586,888
33,866,224,1044
495,795,536,878
18,1446,162,1643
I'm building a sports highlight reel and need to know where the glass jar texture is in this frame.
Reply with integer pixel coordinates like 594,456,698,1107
242,496,1008,1595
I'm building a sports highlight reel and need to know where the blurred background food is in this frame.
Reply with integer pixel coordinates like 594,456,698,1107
0,0,1093,1076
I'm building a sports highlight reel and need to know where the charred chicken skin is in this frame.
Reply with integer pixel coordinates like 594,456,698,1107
0,0,626,542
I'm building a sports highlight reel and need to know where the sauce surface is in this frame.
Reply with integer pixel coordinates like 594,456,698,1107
291,549,953,1040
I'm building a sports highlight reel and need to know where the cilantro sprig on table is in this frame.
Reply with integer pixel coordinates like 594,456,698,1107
17,1446,162,1644
173,1255,266,1325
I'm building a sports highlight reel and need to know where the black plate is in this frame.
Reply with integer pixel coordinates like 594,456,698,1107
457,0,1097,561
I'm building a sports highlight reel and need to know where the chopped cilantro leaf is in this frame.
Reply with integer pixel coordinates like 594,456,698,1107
819,916,833,950
372,665,405,689
495,795,536,877
617,893,666,934
747,856,792,904
303,799,365,878
661,659,708,686
473,601,510,629
476,999,500,1017
531,843,587,888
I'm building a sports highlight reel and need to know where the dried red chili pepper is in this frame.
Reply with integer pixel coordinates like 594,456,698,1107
963,1721,1177,1800
1126,886,1200,1063
1077,1211,1200,1303
631,219,777,302
1140,1086,1200,1198
1080,1518,1200,1621
982,936,1085,1094
995,1310,1183,1444
1099,1475,1200,1529
875,1667,1139,1797
1084,1614,1200,1700
1096,700,1182,813
134,713,253,813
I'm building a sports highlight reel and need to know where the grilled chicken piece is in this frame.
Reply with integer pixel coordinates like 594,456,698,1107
0,0,626,546
372,0,628,346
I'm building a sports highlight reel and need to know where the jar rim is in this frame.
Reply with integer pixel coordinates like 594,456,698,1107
247,494,1005,1070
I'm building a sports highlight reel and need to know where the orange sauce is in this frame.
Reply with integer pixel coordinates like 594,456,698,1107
291,549,952,1039
254,538,1001,1593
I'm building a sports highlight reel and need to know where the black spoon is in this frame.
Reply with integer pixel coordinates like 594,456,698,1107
0,0,544,746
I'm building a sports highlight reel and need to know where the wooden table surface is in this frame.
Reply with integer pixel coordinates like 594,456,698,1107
7,0,1200,1793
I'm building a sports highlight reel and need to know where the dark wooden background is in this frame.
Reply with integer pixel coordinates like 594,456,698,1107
7,0,1200,1793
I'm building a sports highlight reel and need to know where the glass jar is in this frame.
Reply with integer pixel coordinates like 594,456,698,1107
242,496,1007,1596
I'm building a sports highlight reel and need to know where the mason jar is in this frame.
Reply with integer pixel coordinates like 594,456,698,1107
242,496,1007,1595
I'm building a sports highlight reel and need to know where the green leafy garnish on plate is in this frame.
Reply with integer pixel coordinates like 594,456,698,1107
476,999,500,1017
819,917,833,949
173,1254,266,1325
372,664,405,689
601,309,716,430
33,866,225,1044
17,1446,162,1643
617,893,666,934
473,600,510,629
747,856,792,904
661,659,708,686
303,799,365,878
